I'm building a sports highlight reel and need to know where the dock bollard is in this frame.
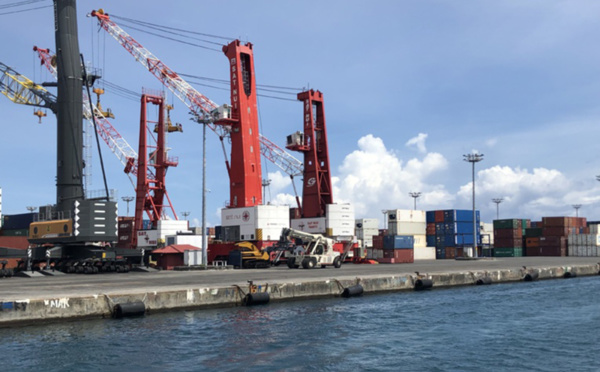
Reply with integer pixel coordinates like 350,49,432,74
476,277,492,285
341,284,364,298
414,278,433,291
523,271,539,282
243,292,270,306
113,301,146,319
563,272,577,278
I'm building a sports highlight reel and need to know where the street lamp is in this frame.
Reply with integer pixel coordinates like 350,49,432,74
492,198,503,220
181,211,190,220
409,192,421,210
26,206,37,213
572,204,582,218
121,196,134,216
262,179,271,205
463,153,484,258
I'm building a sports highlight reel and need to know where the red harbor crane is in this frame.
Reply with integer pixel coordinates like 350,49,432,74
287,90,333,218
91,9,303,209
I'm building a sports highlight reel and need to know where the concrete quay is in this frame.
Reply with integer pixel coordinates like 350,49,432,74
1,257,599,326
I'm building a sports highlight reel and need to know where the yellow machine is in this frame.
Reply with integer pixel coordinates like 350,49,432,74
29,219,73,242
234,241,270,269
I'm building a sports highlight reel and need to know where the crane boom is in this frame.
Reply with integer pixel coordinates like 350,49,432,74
0,62,56,111
91,9,303,177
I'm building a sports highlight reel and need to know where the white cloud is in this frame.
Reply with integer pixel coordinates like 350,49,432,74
333,134,452,221
405,133,428,153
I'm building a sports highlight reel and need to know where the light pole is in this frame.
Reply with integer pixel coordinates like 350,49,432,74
182,211,190,220
492,198,503,220
463,153,484,258
262,179,271,205
121,196,134,216
409,192,421,210
26,206,37,213
572,204,582,218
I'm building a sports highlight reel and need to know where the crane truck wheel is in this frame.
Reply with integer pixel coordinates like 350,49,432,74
333,257,342,268
287,257,296,269
302,257,316,269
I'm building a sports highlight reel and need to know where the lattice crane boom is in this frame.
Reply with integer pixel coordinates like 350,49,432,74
0,61,56,111
91,9,303,178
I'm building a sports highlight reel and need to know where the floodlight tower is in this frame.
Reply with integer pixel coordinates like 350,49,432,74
463,153,484,258
572,204,582,218
409,192,421,210
121,196,134,216
492,198,503,220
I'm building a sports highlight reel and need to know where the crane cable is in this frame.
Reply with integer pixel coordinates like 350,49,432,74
81,53,110,201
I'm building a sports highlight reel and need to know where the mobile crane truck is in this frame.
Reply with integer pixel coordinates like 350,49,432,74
281,228,342,269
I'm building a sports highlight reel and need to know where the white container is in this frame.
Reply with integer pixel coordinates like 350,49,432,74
355,218,379,229
386,209,426,223
166,234,204,249
592,234,600,246
388,221,426,235
183,249,204,265
291,217,327,234
590,224,600,234
414,247,436,260
413,234,427,248
356,228,379,239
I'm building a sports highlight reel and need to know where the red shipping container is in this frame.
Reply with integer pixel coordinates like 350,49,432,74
542,227,570,236
0,236,28,249
394,249,414,263
372,235,384,249
435,210,445,223
378,258,395,264
525,237,540,248
494,237,523,248
456,247,464,258
445,247,456,259
494,228,522,239
543,217,568,227
426,223,436,235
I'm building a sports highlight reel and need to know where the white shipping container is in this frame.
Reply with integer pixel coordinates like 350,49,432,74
387,209,426,223
590,224,600,234
414,247,436,260
362,237,373,248
356,228,379,239
355,218,379,229
166,234,204,249
413,234,427,248
221,205,289,229
258,227,285,241
592,234,600,246
291,217,327,234
183,250,204,265
388,221,426,236
326,204,354,214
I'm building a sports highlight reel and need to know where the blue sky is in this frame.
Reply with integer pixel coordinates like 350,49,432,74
2,1,600,227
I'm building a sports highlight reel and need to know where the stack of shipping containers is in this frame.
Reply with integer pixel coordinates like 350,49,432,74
426,209,481,259
493,219,529,257
525,217,587,256
0,212,32,251
356,218,379,259
384,209,427,263
568,223,600,257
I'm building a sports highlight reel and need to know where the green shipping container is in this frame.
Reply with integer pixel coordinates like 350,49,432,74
493,219,520,229
493,247,523,257
1,228,29,237
525,228,543,237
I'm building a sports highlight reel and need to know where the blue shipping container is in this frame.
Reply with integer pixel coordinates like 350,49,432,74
457,234,481,246
435,223,445,235
2,213,36,230
426,211,435,223
383,235,414,249
444,222,457,235
456,209,480,222
444,234,457,247
443,210,457,222
426,235,436,247
436,247,446,259
456,222,476,234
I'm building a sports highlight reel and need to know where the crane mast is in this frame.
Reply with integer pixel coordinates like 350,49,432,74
90,9,303,207
287,90,333,218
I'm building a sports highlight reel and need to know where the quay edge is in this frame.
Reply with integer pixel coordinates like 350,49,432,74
1,263,599,326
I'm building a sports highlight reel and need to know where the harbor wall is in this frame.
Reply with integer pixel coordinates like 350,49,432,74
1,263,598,326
